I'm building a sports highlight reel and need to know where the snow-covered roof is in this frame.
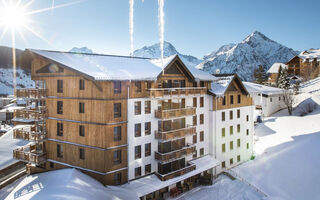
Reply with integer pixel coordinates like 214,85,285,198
29,49,215,81
267,63,288,74
243,82,284,95
298,49,320,62
210,74,235,96
120,155,219,197
4,168,138,200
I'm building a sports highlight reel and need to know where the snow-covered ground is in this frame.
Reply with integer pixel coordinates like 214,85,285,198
0,68,34,95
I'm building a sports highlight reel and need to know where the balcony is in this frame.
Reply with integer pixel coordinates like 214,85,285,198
155,107,196,119
155,126,196,141
155,144,196,163
13,144,46,165
13,127,46,142
14,107,47,121
15,88,47,99
156,163,196,181
149,87,206,97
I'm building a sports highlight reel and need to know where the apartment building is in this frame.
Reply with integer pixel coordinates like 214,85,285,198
12,50,254,199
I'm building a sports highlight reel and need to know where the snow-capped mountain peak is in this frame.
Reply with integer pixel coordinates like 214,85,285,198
69,47,93,54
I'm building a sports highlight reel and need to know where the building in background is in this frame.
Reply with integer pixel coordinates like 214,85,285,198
267,63,288,85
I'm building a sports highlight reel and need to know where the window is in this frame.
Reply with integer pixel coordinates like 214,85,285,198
79,102,85,113
113,150,121,164
134,101,141,115
230,95,234,104
57,101,63,114
135,145,141,159
79,148,85,160
114,126,121,141
145,164,151,174
57,122,63,136
230,158,233,165
57,144,63,158
237,139,241,147
57,80,63,93
200,81,205,87
237,155,241,162
200,97,204,107
145,122,151,135
230,126,233,135
79,79,85,90
237,109,240,118
222,143,225,153
114,103,121,118
237,94,241,104
279,96,281,101
135,123,141,137
79,125,85,137
222,96,226,106
270,98,272,102
114,173,122,185
200,131,204,141
114,81,121,94
145,143,151,157
230,110,233,120
222,128,225,137
222,161,226,168
145,82,151,90
193,97,197,107
246,129,249,136
193,115,197,126
200,114,204,124
135,167,141,178
50,162,54,168
200,148,204,156
193,150,197,158
237,124,240,133
230,141,233,150
193,133,197,144
246,115,249,121
247,143,249,149
222,112,225,121
135,82,142,93
145,101,151,114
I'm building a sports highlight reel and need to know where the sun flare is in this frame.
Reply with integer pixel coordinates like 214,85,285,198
0,3,27,29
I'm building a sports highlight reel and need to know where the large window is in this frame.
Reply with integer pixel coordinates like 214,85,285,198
114,103,121,118
114,126,121,141
193,132,197,144
222,128,225,137
79,79,85,90
200,148,204,156
237,155,241,162
135,123,141,137
57,80,63,93
230,95,234,105
145,101,151,114
135,145,141,159
114,81,121,94
113,150,121,164
237,124,240,133
135,101,141,115
230,126,233,135
79,102,85,113
230,158,233,165
230,110,233,120
222,143,225,153
79,148,85,160
222,96,226,106
57,122,63,136
200,131,204,142
200,97,204,107
237,139,241,147
230,141,233,150
135,82,142,93
57,101,63,114
114,173,122,185
237,94,241,104
193,115,197,126
237,109,240,118
145,143,151,157
145,164,151,174
222,112,225,121
79,125,85,137
57,144,63,158
193,97,197,107
200,114,204,124
145,122,151,135
135,167,141,178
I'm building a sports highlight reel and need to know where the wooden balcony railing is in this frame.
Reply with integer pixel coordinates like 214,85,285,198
156,163,196,181
155,145,196,163
155,107,196,119
13,144,46,165
13,128,46,142
15,88,47,99
155,126,196,141
149,87,206,97
14,108,47,121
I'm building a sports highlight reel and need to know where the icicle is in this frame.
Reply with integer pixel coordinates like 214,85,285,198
129,0,134,56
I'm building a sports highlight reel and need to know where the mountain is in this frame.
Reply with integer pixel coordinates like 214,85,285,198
197,31,298,81
133,41,202,67
69,47,93,54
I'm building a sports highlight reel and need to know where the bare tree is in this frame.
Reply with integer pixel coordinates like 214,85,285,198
282,89,295,115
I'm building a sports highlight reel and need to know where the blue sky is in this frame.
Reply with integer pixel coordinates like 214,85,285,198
1,0,320,58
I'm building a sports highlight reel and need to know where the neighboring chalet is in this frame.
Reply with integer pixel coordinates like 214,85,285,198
12,50,254,199
267,63,288,85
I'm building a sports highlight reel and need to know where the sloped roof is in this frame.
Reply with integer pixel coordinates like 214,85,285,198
268,63,288,74
28,49,215,81
299,49,320,61
209,74,248,97
243,81,284,95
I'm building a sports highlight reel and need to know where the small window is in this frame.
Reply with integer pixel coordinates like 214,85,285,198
145,143,151,157
237,155,241,162
57,101,63,114
230,141,233,150
113,150,121,164
57,122,63,136
145,82,151,90
230,158,233,165
246,129,249,136
193,150,197,158
237,139,241,147
237,124,240,133
114,81,121,94
50,162,54,168
200,81,205,87
279,96,281,101
79,125,85,137
114,103,121,118
230,95,234,105
247,143,249,149
230,110,233,120
79,148,85,160
145,122,151,135
135,123,141,137
114,173,122,185
200,97,204,107
222,128,225,137
57,80,63,93
135,145,141,159
193,133,197,144
79,102,85,113
193,97,197,107
114,126,121,141
135,167,141,178
222,161,226,168
135,82,142,93
200,114,204,124
145,164,151,174
222,143,225,153
230,126,233,135
145,101,151,114
79,79,85,90
200,148,204,156
134,101,141,115
193,115,197,126
246,115,249,121
270,98,272,102
222,96,226,106
57,144,63,158
237,109,240,118
222,112,225,121
200,131,204,141
237,94,241,104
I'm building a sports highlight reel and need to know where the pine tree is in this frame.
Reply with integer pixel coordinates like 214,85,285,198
254,65,268,84
278,68,290,89
276,65,283,87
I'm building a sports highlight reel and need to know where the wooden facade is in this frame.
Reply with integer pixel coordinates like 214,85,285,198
287,55,320,80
